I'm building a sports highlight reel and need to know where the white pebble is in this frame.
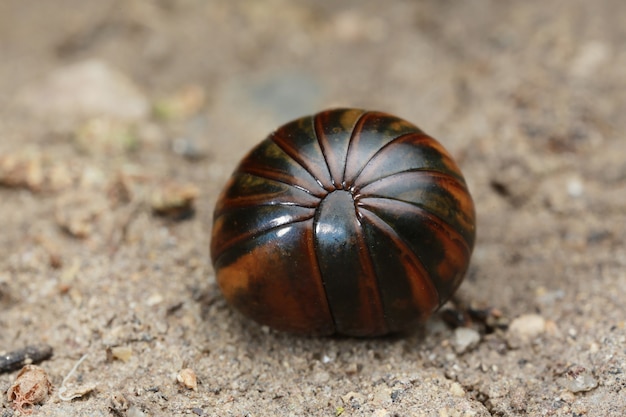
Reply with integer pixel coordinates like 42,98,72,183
567,178,584,198
126,406,146,417
453,327,481,354
558,368,598,393
449,382,465,397
507,314,546,348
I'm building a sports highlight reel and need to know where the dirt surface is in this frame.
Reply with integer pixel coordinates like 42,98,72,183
1,1,625,416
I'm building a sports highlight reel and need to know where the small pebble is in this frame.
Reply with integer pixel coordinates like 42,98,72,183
453,327,481,354
449,382,465,397
146,293,164,307
344,362,359,375
151,181,199,220
109,346,133,362
191,407,206,416
557,366,598,393
127,405,147,417
177,368,198,391
507,314,546,348
567,178,584,198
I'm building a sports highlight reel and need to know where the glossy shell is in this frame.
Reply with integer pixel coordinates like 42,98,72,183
210,109,476,337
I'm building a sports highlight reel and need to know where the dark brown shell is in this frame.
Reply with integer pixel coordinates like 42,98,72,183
210,109,476,337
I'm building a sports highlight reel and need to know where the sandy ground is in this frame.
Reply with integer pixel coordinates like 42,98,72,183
1,1,625,416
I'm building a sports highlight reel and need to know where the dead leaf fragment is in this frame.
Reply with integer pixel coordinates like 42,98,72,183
7,365,53,414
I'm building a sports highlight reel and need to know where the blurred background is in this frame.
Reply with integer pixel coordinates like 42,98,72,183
3,0,623,147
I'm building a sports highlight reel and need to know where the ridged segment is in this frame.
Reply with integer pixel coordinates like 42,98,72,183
344,112,422,187
211,204,315,263
271,116,334,191
238,138,326,197
353,132,465,188
358,197,472,303
357,171,476,246
314,109,366,188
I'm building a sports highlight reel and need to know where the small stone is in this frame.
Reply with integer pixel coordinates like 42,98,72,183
191,407,206,416
127,405,147,417
453,327,481,354
177,368,198,391
7,365,53,414
507,314,546,348
557,365,598,393
151,181,199,220
0,153,42,190
109,346,133,362
146,293,164,307
344,362,359,375
566,178,584,198
449,382,465,397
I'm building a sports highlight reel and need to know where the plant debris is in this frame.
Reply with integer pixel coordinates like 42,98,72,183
0,344,53,374
7,365,53,414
